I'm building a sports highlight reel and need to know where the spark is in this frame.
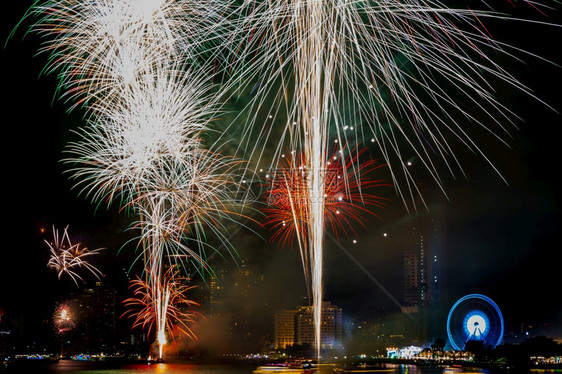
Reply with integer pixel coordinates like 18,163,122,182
53,302,75,335
263,145,391,248
25,0,231,111
64,64,222,207
228,0,558,358
19,0,247,362
122,266,201,356
45,225,104,287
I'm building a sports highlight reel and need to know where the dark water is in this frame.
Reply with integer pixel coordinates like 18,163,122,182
4,361,561,374
5,361,251,374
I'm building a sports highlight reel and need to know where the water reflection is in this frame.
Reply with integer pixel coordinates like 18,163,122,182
4,361,561,374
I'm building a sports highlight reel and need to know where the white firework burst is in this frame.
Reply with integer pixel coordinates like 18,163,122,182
26,0,232,110
64,63,222,207
230,0,557,205
131,148,248,271
45,225,104,287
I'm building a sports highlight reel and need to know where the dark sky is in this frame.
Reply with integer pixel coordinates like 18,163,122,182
1,1,561,346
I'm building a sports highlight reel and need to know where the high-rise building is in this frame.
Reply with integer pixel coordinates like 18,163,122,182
198,261,270,353
388,177,446,344
398,202,442,309
320,302,343,349
402,226,420,307
275,302,343,350
207,270,225,318
274,309,297,349
69,281,118,353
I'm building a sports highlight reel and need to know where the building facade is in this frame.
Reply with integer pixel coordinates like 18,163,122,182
274,309,297,349
275,302,343,350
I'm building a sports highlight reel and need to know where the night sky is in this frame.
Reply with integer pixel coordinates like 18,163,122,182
1,1,561,349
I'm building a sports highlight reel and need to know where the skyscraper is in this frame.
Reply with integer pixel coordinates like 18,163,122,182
390,179,445,344
398,182,442,310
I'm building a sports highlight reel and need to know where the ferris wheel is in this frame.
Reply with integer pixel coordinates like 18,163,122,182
446,294,504,351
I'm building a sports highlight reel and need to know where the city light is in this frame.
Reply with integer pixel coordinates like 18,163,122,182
1,0,561,369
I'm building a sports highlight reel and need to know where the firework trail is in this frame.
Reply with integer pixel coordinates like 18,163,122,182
24,0,231,112
63,61,248,357
122,266,200,358
45,225,104,287
19,0,245,359
122,142,248,357
130,149,249,270
64,64,223,207
263,145,391,289
228,0,558,357
53,301,76,357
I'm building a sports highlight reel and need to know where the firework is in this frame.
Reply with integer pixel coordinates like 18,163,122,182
62,52,249,277
262,145,390,297
63,65,245,358
17,0,554,361
131,149,249,268
123,146,248,358
64,61,249,281
45,225,104,287
25,0,231,111
63,63,222,207
53,301,75,335
231,0,557,203
264,146,391,247
122,266,200,358
17,0,248,362
48,3,246,358
228,0,557,358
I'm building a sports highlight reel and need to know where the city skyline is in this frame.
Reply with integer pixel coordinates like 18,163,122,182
1,1,561,359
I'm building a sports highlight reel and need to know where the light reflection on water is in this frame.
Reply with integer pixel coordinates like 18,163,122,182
8,361,255,374
6,361,561,374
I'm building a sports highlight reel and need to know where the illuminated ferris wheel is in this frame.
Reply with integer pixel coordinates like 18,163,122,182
446,294,504,351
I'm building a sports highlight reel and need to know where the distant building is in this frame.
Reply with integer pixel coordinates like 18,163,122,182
69,281,118,353
274,309,297,349
207,270,225,318
383,177,447,346
400,214,440,308
275,302,343,350
198,261,271,354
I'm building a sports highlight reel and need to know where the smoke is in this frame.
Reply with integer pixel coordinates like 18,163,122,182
173,314,234,356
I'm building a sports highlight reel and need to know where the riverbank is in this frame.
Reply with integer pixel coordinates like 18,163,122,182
338,357,562,372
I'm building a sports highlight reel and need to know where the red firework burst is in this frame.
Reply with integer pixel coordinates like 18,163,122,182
122,266,201,342
262,145,392,247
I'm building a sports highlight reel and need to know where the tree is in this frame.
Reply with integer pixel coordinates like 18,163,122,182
432,338,446,351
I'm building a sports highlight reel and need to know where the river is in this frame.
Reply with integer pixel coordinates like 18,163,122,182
3,360,561,374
